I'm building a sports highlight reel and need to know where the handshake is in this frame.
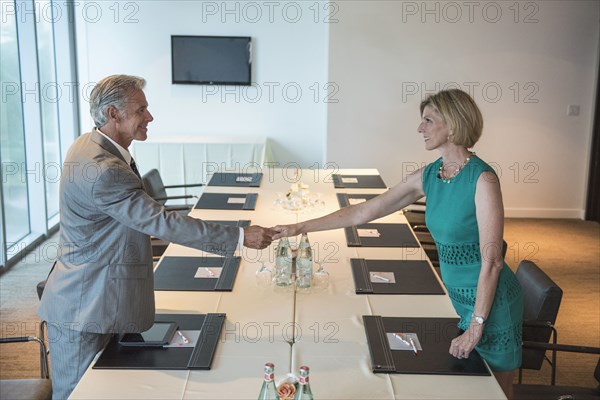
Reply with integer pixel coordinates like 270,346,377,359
242,224,300,249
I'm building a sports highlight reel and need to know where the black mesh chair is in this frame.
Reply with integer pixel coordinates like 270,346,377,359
404,209,427,231
516,260,563,385
514,342,600,400
142,168,203,212
142,169,204,260
403,198,428,232
0,335,51,400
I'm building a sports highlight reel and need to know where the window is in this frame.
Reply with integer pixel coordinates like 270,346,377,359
36,0,61,222
0,6,30,246
0,0,78,268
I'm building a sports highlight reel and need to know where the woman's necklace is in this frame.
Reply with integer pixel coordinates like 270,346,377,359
438,152,473,184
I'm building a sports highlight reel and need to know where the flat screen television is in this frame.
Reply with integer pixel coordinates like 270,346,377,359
171,35,252,86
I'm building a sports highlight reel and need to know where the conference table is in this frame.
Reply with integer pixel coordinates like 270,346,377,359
70,168,506,399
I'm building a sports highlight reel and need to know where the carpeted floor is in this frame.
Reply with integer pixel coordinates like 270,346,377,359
1,218,599,391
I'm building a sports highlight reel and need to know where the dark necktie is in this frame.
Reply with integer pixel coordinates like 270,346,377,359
130,158,141,179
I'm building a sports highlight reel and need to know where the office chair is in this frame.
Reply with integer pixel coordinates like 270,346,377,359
0,336,51,400
514,342,600,400
142,169,204,260
403,198,428,231
403,209,427,230
142,169,203,212
516,260,563,385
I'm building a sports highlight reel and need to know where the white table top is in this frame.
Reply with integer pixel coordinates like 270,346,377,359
71,169,506,399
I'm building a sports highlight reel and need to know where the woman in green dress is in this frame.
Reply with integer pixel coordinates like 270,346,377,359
272,89,523,399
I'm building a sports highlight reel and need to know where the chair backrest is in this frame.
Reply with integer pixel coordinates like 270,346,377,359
516,260,563,370
141,169,167,205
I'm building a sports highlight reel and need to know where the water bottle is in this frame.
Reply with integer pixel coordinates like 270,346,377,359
258,363,280,400
275,238,293,286
293,366,313,400
296,233,313,288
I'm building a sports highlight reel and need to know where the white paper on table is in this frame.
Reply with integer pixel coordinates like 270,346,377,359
236,176,253,182
194,267,222,279
341,177,359,184
369,271,395,283
227,197,246,204
357,228,380,238
165,330,201,348
348,198,367,205
386,332,423,351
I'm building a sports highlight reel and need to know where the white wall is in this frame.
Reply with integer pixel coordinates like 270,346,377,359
74,0,599,218
75,0,329,166
327,1,599,218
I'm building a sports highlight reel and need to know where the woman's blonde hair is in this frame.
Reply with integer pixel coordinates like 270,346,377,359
420,89,483,148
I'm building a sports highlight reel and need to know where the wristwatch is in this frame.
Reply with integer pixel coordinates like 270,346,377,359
472,314,487,325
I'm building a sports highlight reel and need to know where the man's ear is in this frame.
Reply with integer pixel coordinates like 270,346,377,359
108,106,120,122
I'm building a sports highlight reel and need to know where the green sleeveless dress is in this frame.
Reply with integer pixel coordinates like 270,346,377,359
422,155,523,372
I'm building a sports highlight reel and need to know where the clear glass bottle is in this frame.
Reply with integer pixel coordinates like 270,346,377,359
258,363,280,400
293,366,313,400
296,233,313,288
274,238,293,286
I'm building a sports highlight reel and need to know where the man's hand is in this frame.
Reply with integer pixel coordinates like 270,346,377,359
270,224,301,240
243,225,276,249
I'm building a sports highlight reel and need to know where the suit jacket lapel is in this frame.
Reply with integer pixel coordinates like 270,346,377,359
89,129,147,192
90,128,127,164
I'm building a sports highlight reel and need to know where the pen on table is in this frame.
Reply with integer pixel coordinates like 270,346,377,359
205,267,215,277
393,333,410,345
372,274,390,282
177,330,190,344
409,337,418,355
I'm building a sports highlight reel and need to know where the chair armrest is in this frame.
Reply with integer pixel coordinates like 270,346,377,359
411,225,430,232
522,319,555,329
522,341,600,355
0,336,35,343
154,195,195,201
1,336,50,378
404,209,426,215
164,183,204,189
165,205,192,211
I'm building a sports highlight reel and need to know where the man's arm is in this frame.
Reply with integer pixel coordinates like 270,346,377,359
92,163,242,255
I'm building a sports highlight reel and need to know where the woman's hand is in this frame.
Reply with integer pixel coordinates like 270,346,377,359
449,323,484,360
271,224,301,240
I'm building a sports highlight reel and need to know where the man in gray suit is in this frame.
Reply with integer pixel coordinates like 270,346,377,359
38,75,274,399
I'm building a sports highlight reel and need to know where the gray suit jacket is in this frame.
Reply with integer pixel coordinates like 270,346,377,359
39,130,239,333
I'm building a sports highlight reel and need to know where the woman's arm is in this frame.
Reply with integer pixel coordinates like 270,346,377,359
449,170,505,359
272,168,426,239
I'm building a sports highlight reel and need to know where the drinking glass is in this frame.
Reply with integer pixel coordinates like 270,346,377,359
313,261,330,290
255,262,272,288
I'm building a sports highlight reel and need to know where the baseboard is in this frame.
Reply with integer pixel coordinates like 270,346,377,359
505,208,585,219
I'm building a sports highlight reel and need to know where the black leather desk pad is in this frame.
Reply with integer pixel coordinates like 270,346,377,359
336,193,379,208
194,193,257,210
351,259,444,295
363,315,490,375
345,223,420,247
208,172,263,187
154,257,240,291
332,174,386,189
94,313,225,370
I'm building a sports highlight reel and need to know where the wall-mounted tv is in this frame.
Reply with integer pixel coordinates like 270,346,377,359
171,35,252,86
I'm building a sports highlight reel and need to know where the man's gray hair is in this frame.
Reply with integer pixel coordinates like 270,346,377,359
89,75,146,128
